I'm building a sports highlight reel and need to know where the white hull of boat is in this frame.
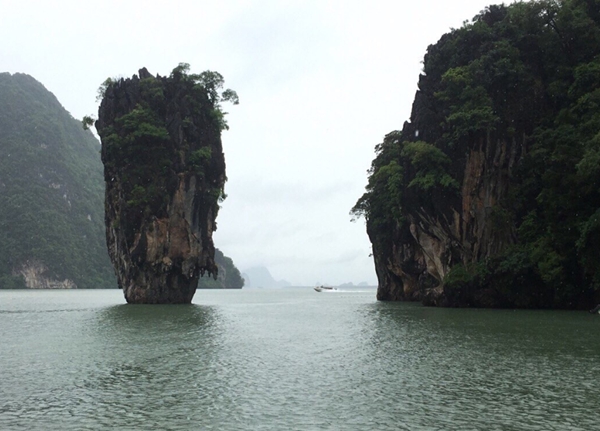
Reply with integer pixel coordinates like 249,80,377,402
314,286,337,292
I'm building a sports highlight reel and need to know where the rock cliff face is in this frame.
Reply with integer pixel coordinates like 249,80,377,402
95,67,228,303
15,260,76,289
368,130,524,306
355,2,600,308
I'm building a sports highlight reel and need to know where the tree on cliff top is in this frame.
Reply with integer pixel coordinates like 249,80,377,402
169,63,239,131
354,0,600,308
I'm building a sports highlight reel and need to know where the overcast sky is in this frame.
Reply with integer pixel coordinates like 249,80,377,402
1,0,503,286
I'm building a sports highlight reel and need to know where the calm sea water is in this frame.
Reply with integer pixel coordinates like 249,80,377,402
0,288,599,430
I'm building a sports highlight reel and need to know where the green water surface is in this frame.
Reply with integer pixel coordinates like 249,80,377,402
0,288,598,430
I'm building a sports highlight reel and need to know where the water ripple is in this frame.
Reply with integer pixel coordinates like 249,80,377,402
0,289,598,430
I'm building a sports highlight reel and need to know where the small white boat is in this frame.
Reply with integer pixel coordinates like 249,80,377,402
314,285,337,292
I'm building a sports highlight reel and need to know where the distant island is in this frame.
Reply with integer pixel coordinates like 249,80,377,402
337,282,371,287
240,267,374,288
353,0,600,309
242,266,291,288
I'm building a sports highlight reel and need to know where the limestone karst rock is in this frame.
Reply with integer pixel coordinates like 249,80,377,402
95,66,233,303
354,2,600,309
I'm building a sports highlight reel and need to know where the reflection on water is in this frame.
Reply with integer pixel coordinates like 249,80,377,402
84,304,233,429
0,289,599,430
96,302,220,344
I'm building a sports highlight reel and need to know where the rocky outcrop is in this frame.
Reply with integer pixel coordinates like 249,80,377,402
95,67,227,303
370,132,525,306
14,260,76,289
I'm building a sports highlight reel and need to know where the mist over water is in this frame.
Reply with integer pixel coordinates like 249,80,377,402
1,289,598,430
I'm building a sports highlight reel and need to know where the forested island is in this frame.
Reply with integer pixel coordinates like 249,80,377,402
93,64,239,303
0,72,115,289
353,0,600,309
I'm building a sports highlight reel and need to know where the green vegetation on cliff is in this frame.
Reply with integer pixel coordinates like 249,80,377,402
0,73,115,288
96,64,236,244
354,0,600,308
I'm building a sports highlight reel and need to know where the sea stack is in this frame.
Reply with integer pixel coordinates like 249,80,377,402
95,65,235,303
